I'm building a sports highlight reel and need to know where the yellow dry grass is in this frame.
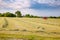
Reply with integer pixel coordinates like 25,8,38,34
0,17,60,38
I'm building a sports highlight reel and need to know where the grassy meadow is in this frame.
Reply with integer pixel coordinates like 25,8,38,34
0,17,60,40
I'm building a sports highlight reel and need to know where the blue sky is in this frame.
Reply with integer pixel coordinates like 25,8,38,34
0,0,60,16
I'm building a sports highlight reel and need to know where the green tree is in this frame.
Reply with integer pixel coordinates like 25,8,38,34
15,11,22,17
49,16,53,18
24,14,40,18
25,14,31,17
0,13,2,17
30,15,34,18
2,12,16,17
58,16,60,18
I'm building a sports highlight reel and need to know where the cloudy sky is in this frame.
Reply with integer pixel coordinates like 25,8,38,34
0,0,60,16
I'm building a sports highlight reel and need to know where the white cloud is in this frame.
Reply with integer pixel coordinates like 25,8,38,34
9,0,31,9
0,0,31,10
0,0,60,10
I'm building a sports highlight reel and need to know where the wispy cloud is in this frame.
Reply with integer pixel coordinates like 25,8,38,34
33,0,60,6
0,0,31,10
0,0,60,10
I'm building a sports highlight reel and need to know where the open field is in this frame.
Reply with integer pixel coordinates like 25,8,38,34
0,17,60,40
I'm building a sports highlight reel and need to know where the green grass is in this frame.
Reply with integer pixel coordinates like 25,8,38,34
0,33,60,40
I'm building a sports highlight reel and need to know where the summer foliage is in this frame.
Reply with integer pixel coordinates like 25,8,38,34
0,11,60,18
0,11,40,18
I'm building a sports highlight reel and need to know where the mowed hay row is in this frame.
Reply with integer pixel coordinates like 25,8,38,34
0,17,5,28
0,17,60,37
16,18,60,28
29,18,60,26
22,18,60,26
5,18,60,33
6,18,39,31
6,18,60,32
15,18,60,32
4,18,23,30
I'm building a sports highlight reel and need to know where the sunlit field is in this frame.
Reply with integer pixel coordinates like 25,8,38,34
0,17,60,40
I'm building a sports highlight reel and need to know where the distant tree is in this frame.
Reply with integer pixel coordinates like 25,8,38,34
49,16,57,18
24,14,40,18
49,16,53,18
32,16,40,18
53,16,57,18
2,12,16,17
15,11,22,17
0,13,2,17
30,15,34,18
1,13,5,17
58,16,60,18
25,14,31,17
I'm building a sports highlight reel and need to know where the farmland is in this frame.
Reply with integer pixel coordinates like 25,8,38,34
0,17,60,40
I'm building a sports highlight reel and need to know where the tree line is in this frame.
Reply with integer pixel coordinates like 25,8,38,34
0,11,41,18
0,11,60,18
